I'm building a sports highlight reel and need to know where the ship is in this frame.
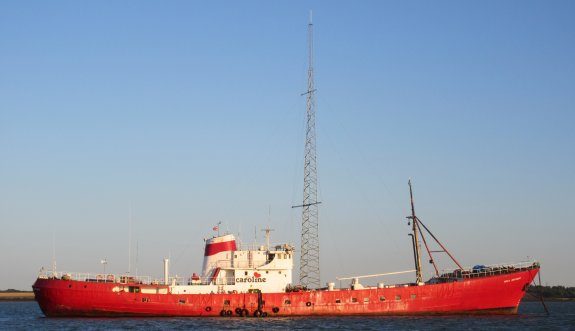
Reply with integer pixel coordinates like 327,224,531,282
33,15,540,317
32,187,541,317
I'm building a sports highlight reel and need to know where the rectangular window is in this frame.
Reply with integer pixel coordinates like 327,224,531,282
363,298,369,303
284,300,291,305
335,299,341,303
352,298,358,303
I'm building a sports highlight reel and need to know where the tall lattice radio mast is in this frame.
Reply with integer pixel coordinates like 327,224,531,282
294,11,321,289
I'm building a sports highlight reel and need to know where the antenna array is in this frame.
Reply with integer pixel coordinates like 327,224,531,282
298,12,320,289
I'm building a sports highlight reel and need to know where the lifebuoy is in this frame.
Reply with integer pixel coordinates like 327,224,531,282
272,307,279,313
220,309,226,317
253,309,262,317
226,310,232,316
205,306,212,312
306,301,312,307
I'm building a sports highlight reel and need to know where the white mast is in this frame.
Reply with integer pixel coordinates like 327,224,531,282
52,230,57,276
128,203,132,274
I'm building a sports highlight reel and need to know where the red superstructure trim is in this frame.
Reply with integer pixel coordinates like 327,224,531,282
33,267,538,317
204,241,237,256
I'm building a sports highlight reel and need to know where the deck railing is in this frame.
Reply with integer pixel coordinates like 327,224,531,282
235,242,295,252
37,270,156,285
37,270,239,287
435,261,539,281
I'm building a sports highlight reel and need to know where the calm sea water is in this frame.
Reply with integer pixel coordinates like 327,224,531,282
0,301,574,330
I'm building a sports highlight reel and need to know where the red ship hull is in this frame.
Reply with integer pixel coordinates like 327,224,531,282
33,267,538,317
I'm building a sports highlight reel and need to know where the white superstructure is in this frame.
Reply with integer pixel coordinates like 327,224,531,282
170,234,294,294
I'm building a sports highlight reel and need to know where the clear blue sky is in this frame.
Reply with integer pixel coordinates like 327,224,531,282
1,1,574,290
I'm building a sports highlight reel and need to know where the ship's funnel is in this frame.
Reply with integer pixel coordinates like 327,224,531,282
201,234,237,281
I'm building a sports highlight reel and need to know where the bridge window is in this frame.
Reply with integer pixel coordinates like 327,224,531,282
128,286,140,293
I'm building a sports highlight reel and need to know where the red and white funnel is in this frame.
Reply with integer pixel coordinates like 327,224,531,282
201,234,237,280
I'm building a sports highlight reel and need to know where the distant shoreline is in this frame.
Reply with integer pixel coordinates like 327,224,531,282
522,296,575,302
0,292,35,301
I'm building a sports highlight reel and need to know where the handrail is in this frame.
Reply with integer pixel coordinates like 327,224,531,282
38,270,155,285
439,261,537,274
235,243,295,252
37,270,241,286
435,261,539,280
337,269,416,281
